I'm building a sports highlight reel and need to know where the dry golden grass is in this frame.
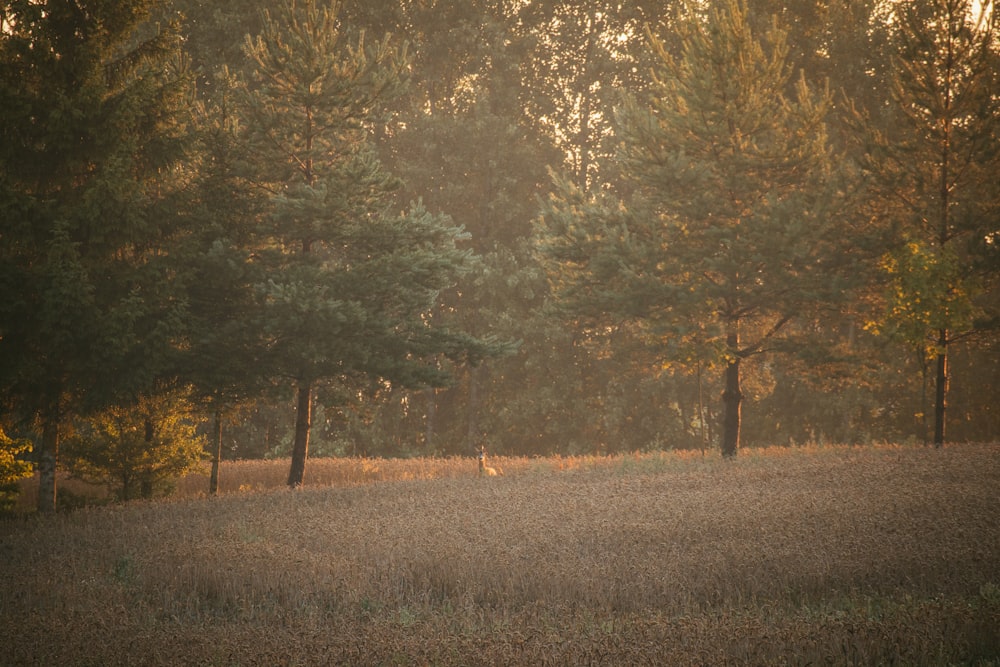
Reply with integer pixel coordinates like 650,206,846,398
3,443,999,666
169,447,724,497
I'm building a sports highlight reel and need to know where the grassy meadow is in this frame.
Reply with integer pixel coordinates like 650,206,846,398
2,443,999,666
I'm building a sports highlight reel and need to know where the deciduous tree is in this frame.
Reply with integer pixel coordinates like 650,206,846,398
0,427,32,512
63,389,206,501
854,0,1000,445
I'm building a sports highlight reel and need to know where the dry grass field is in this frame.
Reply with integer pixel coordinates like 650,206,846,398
2,443,999,666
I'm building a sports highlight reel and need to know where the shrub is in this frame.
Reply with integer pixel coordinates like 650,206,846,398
0,427,32,512
63,389,207,501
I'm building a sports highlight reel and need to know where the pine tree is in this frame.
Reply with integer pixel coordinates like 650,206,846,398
539,0,842,456
178,67,267,494
0,0,194,510
240,0,500,487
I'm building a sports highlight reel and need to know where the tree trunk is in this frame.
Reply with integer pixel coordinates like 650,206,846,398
465,366,479,451
287,380,312,488
121,470,132,503
140,418,155,499
209,409,222,495
919,350,930,445
934,328,948,448
935,55,950,448
36,399,60,513
139,476,153,500
721,325,742,458
721,358,742,458
425,388,436,454
697,359,708,455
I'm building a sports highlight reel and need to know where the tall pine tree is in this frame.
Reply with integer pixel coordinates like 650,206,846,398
240,0,500,487
539,0,843,456
0,0,194,510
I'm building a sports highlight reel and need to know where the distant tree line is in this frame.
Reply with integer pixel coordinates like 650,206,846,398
1,0,997,509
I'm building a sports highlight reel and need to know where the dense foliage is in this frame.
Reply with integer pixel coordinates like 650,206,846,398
62,389,206,501
0,427,31,511
2,0,999,508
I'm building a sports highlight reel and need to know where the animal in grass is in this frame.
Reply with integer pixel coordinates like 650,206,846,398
477,445,503,477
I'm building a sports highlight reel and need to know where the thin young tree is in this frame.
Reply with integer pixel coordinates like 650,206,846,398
853,0,1000,446
179,67,267,494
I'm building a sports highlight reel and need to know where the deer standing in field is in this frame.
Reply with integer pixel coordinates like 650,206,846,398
478,445,502,477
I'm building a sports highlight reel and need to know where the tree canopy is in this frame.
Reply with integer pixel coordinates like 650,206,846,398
1,0,998,508
853,0,1000,446
539,0,848,456
238,0,506,486
0,0,195,510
